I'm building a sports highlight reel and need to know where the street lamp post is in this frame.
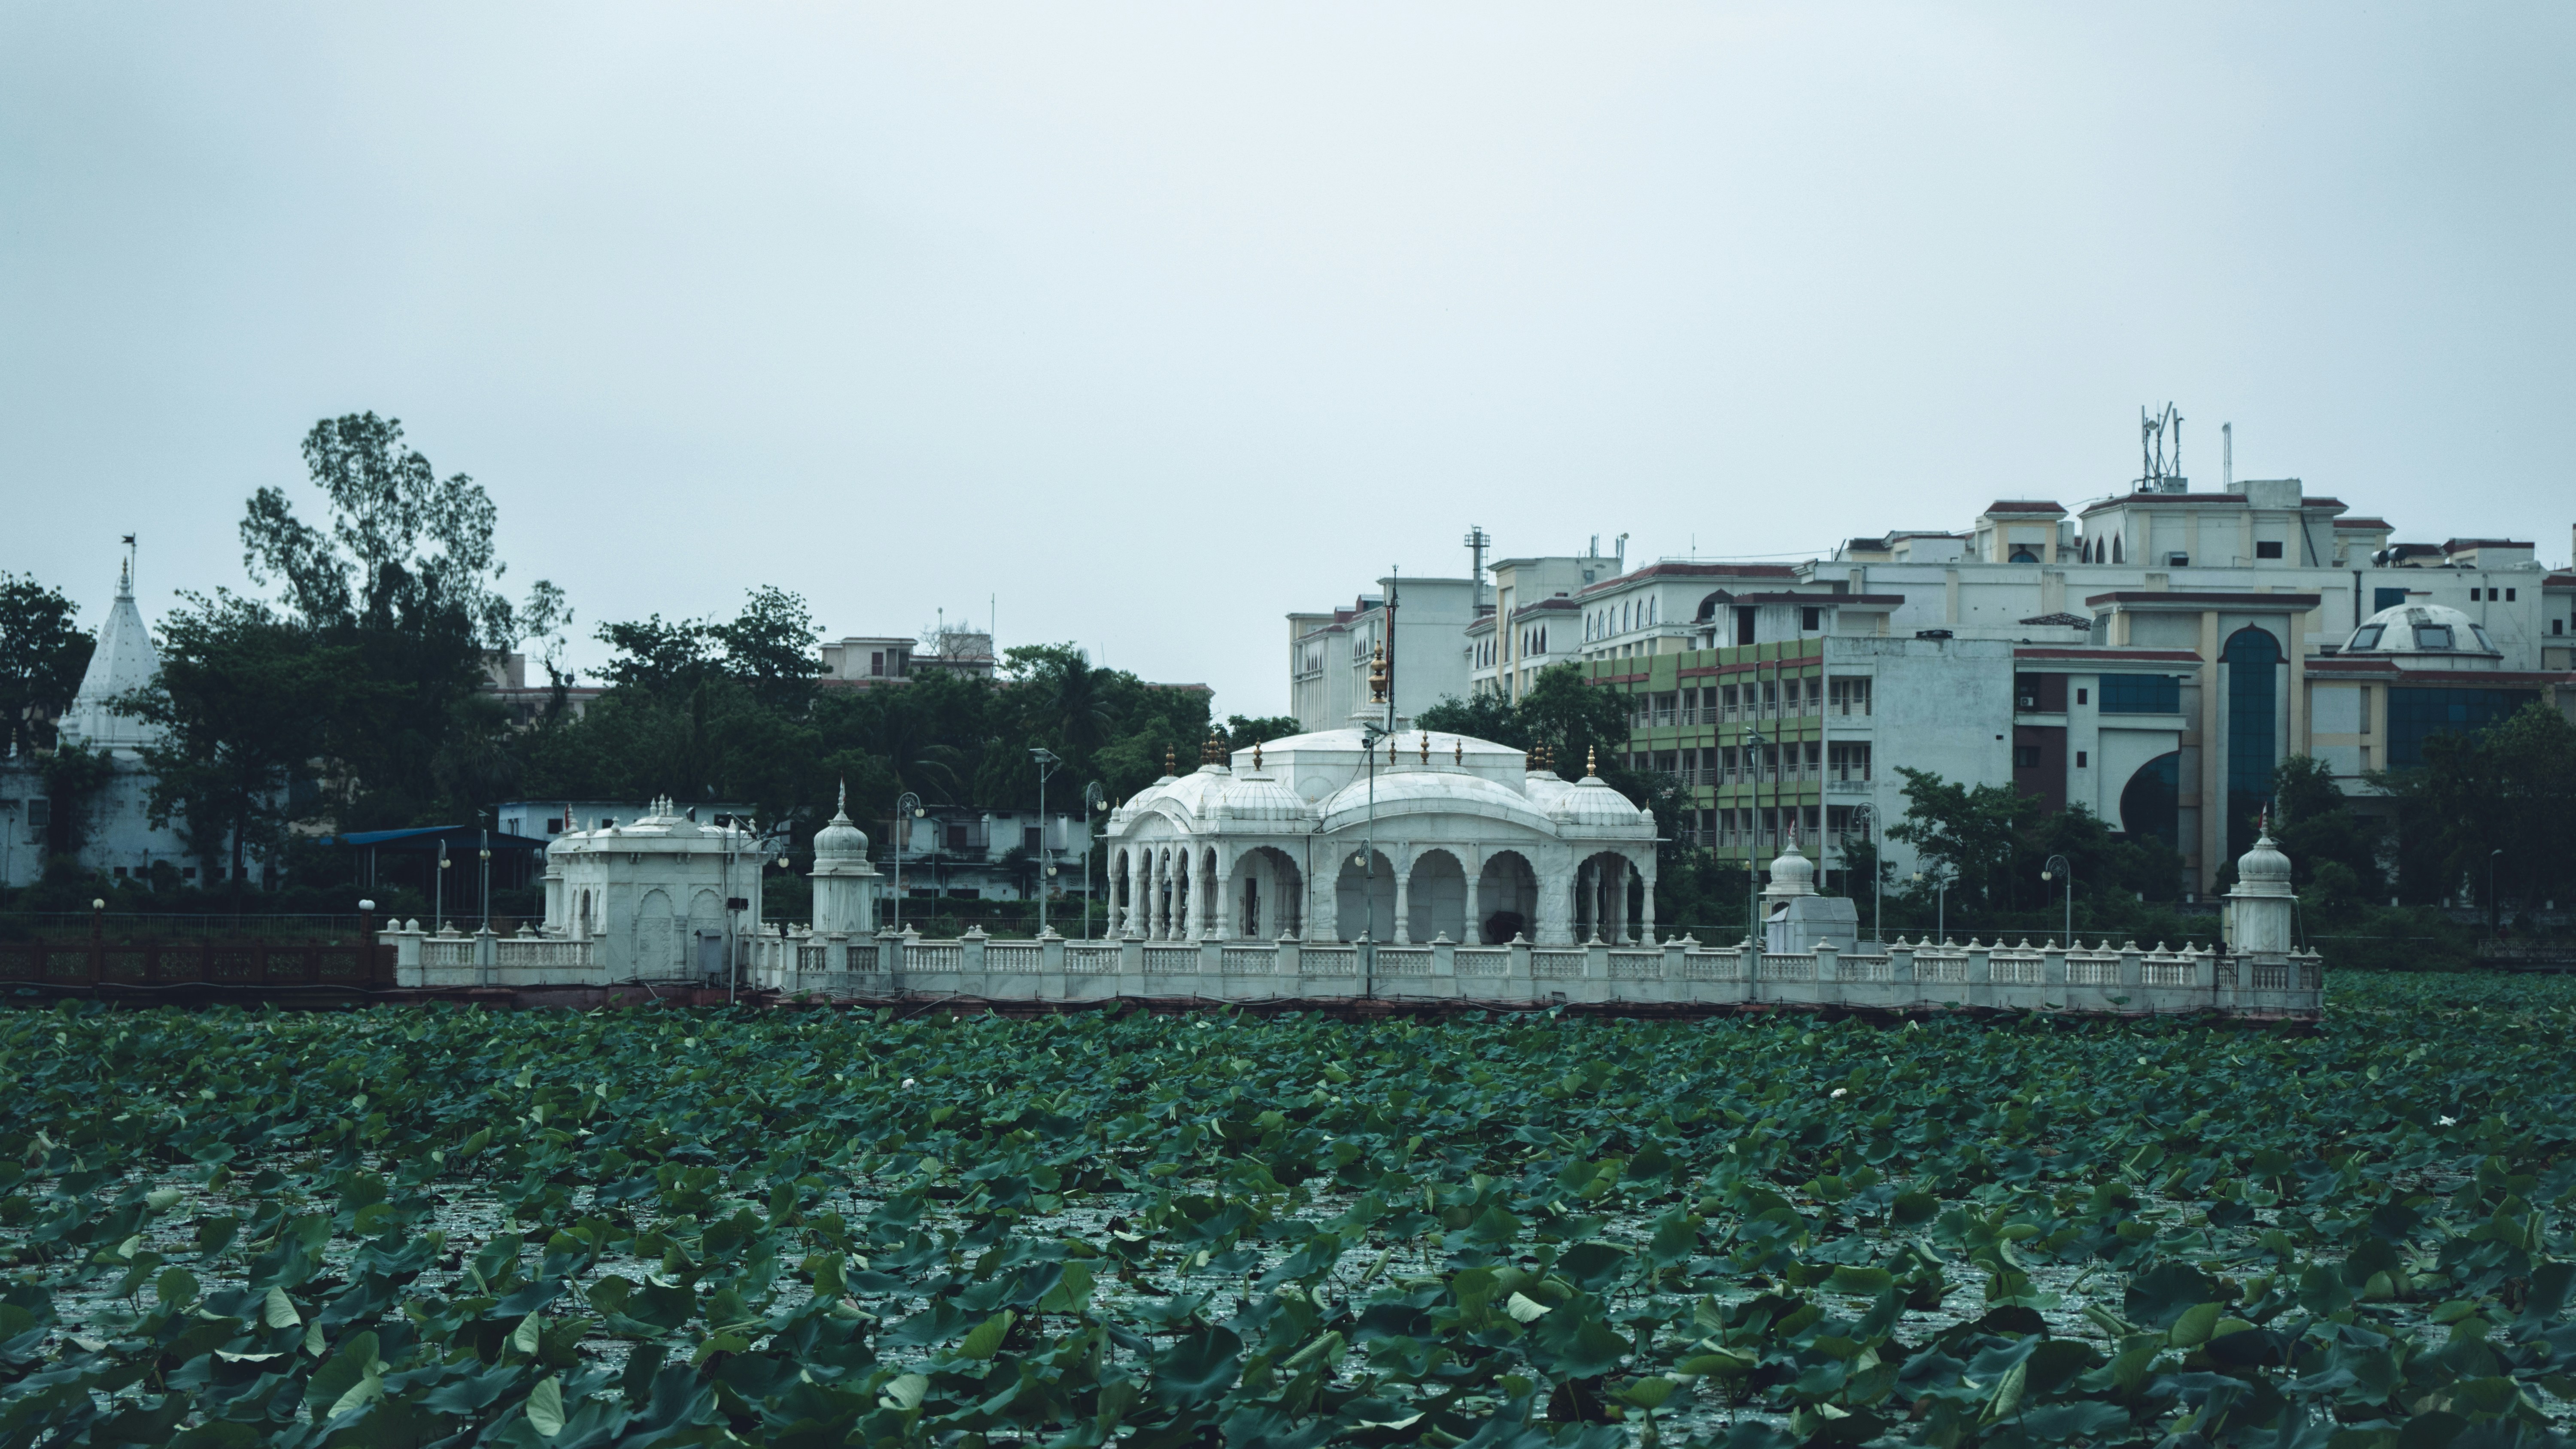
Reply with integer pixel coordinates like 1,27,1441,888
477,811,492,933
2041,853,2072,945
435,839,450,933
1913,866,1952,943
1358,720,1387,997
1742,728,1769,940
1030,748,1061,936
891,791,922,937
1082,780,1107,940
1847,803,1881,948
2490,847,2505,942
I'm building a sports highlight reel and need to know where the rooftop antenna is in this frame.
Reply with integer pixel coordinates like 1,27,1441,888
1463,525,1490,612
2223,422,2233,489
119,534,136,597
2138,403,2186,493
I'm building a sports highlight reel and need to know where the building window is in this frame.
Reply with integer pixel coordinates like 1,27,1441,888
1735,607,1756,646
1828,677,1872,715
1023,825,1042,852
2076,751,2088,768
871,651,886,677
2009,547,2039,564
2167,552,2189,567
1801,606,1821,631
2222,627,2282,860
545,817,564,834
2075,687,2088,705
1827,741,1871,780
2256,541,2284,559
2506,588,2516,602
2013,744,2043,769
2098,673,2181,714
2386,686,2539,768
2555,619,2564,635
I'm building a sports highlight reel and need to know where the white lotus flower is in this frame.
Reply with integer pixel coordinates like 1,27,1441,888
1830,1088,1849,1100
902,1078,917,1089
2436,1114,2457,1126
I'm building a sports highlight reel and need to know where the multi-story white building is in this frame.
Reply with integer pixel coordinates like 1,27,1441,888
1287,576,1485,732
1307,480,2576,898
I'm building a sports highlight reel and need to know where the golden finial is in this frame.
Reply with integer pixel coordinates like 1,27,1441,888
1252,740,1264,771
1418,732,1430,764
1163,745,1176,777
1453,737,1463,765
1386,736,1397,764
1367,642,1389,703
1524,746,1536,772
1586,746,1598,778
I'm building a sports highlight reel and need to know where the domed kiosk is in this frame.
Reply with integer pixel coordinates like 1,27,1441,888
2339,601,2503,669
1103,730,1656,946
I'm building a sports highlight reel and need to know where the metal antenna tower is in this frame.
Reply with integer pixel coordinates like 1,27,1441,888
1463,526,1490,612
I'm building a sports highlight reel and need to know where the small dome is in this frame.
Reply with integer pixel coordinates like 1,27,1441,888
2343,601,2499,658
1218,770,1309,824
813,782,870,860
1550,774,1649,831
2235,821,2293,892
1764,840,1818,897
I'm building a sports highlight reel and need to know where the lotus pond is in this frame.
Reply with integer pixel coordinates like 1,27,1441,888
5,976,2576,1447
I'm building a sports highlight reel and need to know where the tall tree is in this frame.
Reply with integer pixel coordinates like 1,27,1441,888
0,572,94,756
235,413,565,829
1885,766,2043,912
242,412,561,648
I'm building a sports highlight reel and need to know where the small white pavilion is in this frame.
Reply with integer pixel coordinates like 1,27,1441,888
1101,728,1658,946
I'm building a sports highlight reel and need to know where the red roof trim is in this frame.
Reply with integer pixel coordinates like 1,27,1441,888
2084,591,2322,609
1984,500,2065,513
2012,647,2202,664
1572,561,1799,600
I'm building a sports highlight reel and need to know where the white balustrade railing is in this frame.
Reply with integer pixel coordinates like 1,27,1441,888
1375,947,1432,977
398,917,2315,1019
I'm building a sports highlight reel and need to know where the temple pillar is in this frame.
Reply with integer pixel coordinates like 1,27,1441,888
1463,867,1483,946
1638,857,1658,946
1393,858,1413,946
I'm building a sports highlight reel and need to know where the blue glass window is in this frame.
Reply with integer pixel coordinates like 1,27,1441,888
2223,627,2280,859
2097,673,2181,714
2385,688,2537,767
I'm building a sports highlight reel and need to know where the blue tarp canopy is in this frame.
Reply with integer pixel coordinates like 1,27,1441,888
322,825,553,853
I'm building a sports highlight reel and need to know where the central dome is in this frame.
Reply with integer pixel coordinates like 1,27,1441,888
2343,601,2499,658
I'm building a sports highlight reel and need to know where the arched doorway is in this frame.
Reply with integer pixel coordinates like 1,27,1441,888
1476,852,1538,943
1334,849,1397,942
1233,846,1303,939
1405,850,1467,943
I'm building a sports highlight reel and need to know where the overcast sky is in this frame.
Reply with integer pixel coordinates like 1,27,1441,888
4,3,2570,718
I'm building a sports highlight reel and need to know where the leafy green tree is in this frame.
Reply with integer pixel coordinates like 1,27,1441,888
0,571,94,756
1414,691,1526,752
243,413,562,648
2378,702,2576,917
119,593,350,886
714,587,821,710
594,615,718,693
1222,714,1300,749
1885,766,2042,914
231,413,565,831
2266,755,2385,899
1517,664,1630,770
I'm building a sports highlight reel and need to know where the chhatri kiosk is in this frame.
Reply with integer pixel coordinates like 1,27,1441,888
1103,730,1659,946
